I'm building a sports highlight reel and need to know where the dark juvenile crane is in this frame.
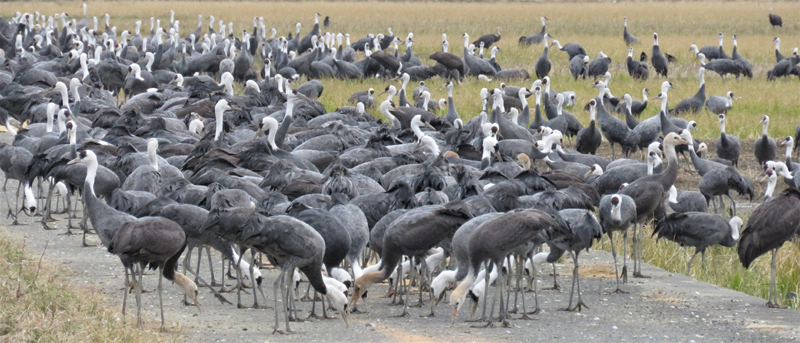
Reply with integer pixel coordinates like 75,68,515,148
738,188,800,308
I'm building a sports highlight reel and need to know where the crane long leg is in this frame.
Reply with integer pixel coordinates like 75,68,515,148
631,224,638,276
608,233,625,293
250,249,265,308
158,267,165,331
272,265,290,334
480,261,491,322
767,249,782,308
135,263,144,328
122,265,131,318
686,251,698,275
398,262,411,317
11,183,20,225
235,249,245,307
181,245,195,305
498,267,510,327
574,252,587,311
549,262,559,290
41,181,57,225
206,246,216,286
564,251,578,311
528,258,541,315
622,229,628,284
3,181,15,223
701,251,707,272
518,256,531,319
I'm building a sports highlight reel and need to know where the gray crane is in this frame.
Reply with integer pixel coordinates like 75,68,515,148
769,8,783,27
623,17,638,46
449,209,558,326
654,213,742,274
534,34,552,79
671,67,705,115
599,194,637,292
705,91,734,115
651,33,669,77
551,40,585,60
715,114,740,166
667,186,708,213
755,115,777,166
738,188,800,308
588,51,612,79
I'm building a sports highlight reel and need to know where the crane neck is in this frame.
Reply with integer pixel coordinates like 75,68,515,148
786,141,794,159
668,186,678,204
267,120,279,150
719,120,726,135
147,141,159,171
412,118,426,141
519,92,528,108
85,158,97,196
765,175,777,199
660,96,668,113
610,203,622,222
4,120,16,136
46,106,55,133
71,82,81,104
214,109,224,141
762,121,769,137
589,106,596,122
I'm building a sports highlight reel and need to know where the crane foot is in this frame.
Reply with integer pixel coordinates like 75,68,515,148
544,284,560,291
517,314,534,320
766,301,788,309
350,308,367,314
252,304,271,309
565,300,588,312
272,326,292,335
408,301,425,308
633,271,650,278
525,308,541,315
41,222,58,230
608,288,629,294
470,321,494,328
393,310,410,318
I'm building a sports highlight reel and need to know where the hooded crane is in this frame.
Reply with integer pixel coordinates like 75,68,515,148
715,114,740,167
738,188,800,308
598,194,637,292
449,209,558,326
623,17,638,46
550,209,603,311
755,115,777,166
108,216,200,330
651,33,668,77
350,201,472,316
238,212,349,333
69,150,199,329
654,213,742,274
769,8,783,27
520,17,548,45
534,34,552,79
671,67,705,115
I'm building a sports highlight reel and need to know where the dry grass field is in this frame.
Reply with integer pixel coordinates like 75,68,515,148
0,237,179,342
4,0,800,314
